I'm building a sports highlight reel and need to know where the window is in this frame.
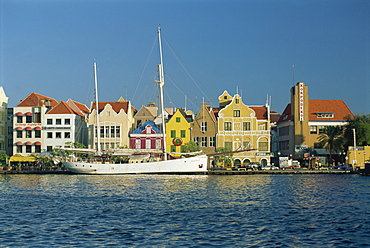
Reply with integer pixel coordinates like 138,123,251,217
116,126,120,138
135,139,141,149
201,122,207,132
171,130,176,138
209,137,216,147
259,125,265,130
26,145,32,153
47,132,53,138
180,145,186,153
243,122,250,131
47,119,53,125
171,145,176,152
56,132,62,139
225,142,232,150
201,137,207,147
146,139,151,149
65,132,71,138
258,142,268,151
100,126,104,138
224,122,232,131
47,146,52,152
56,119,62,125
26,130,32,138
319,126,325,134
26,116,32,123
279,140,289,150
34,107,41,123
310,125,317,134
105,126,109,138
35,130,41,138
17,116,22,123
176,117,181,123
243,141,250,149
17,145,22,153
35,145,41,153
17,131,22,138
317,113,334,118
180,130,186,138
236,99,239,104
65,119,70,125
279,126,289,136
233,110,240,117
111,126,115,138
155,139,161,149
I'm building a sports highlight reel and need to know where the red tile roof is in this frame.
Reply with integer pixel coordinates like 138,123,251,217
69,99,90,114
250,106,268,120
277,100,354,123
17,92,58,108
309,99,354,121
47,101,82,116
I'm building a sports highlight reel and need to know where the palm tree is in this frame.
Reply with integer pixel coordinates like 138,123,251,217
318,126,344,165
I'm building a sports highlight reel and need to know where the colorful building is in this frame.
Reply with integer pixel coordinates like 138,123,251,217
130,120,163,151
165,108,193,156
276,82,354,164
216,90,271,167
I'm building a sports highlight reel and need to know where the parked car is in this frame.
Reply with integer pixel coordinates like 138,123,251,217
247,163,262,170
262,165,279,170
334,164,352,170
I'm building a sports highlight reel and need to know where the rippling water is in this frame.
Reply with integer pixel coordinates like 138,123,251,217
0,174,369,247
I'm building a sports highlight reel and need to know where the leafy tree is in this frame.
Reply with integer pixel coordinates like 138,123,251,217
213,147,233,167
318,126,344,164
181,141,200,153
0,151,9,166
343,114,370,148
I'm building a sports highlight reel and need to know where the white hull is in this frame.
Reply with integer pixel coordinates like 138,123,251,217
63,155,208,174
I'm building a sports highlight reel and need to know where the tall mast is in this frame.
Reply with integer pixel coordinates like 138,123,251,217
93,61,101,153
157,27,167,159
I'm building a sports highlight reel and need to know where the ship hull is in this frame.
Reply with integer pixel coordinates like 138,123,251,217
63,155,208,174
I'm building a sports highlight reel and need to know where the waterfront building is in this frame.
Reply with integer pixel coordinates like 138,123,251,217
165,108,193,156
129,120,163,150
216,90,271,167
133,102,158,130
88,97,135,151
347,146,370,169
13,92,58,156
0,87,8,153
276,82,354,164
191,102,218,154
44,101,89,151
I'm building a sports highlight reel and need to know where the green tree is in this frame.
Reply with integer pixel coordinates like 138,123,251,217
213,147,234,167
318,126,344,164
343,114,370,148
181,141,200,153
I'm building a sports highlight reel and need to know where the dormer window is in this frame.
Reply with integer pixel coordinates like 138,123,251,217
316,113,334,118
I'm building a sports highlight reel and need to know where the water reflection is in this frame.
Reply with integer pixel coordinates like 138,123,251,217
0,174,369,247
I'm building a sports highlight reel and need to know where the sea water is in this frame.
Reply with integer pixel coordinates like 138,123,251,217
0,174,369,247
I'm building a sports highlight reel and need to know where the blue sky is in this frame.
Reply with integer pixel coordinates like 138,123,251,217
1,0,369,115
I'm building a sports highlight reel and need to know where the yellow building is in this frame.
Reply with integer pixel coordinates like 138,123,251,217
165,109,192,156
347,146,370,169
216,91,271,167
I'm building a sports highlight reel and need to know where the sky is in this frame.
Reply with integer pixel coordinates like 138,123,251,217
1,0,369,115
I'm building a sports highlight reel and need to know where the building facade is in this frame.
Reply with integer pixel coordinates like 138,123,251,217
277,82,354,163
216,91,271,166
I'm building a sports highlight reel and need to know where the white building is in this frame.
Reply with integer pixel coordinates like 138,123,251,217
0,87,8,152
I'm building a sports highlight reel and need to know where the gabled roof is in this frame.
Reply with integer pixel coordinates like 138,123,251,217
131,120,162,134
277,100,354,123
91,101,130,114
308,100,354,121
17,92,58,108
66,99,89,114
250,106,268,120
47,101,82,116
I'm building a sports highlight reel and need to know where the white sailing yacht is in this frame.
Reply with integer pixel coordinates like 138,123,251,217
62,27,208,174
